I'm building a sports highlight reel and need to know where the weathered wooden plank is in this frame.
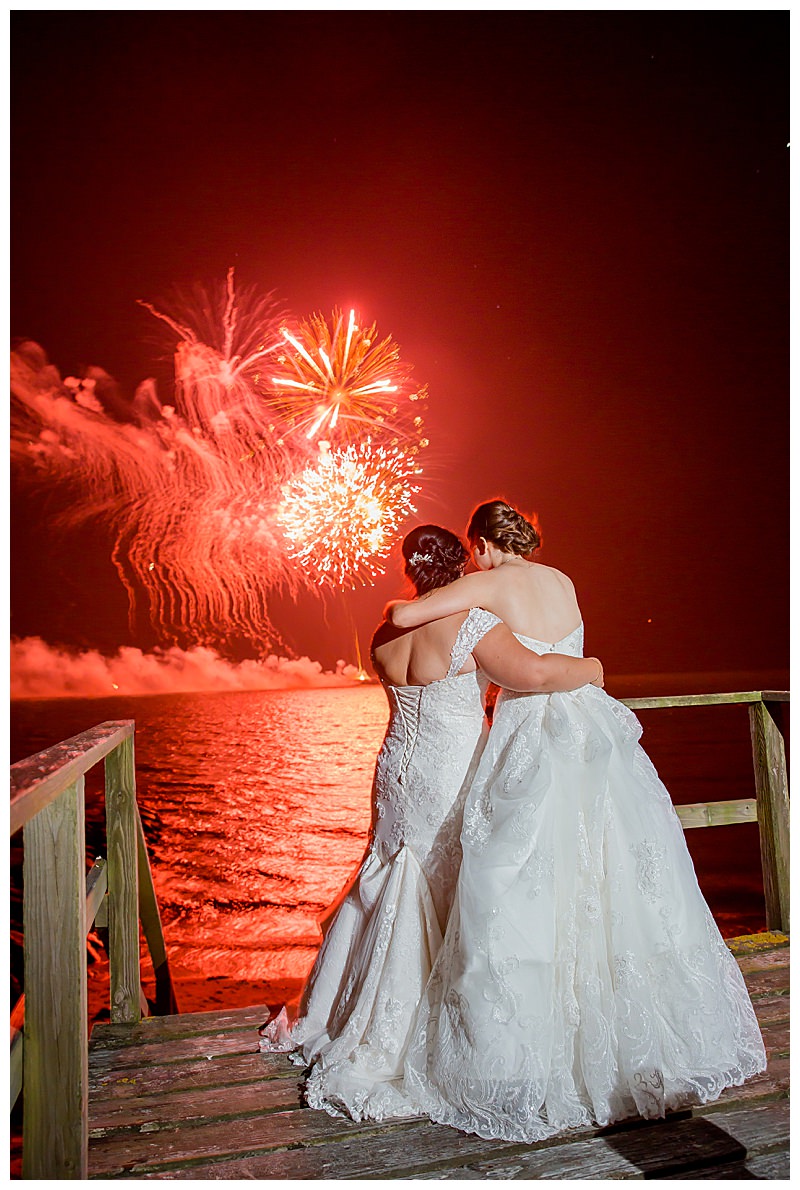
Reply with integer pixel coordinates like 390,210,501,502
88,1104,415,1177
733,942,790,974
741,964,790,998
660,1149,789,1179
410,1142,640,1181
674,798,756,829
88,1032,261,1071
89,1075,305,1134
760,690,790,703
91,1004,269,1047
758,1022,790,1057
136,806,179,1015
749,701,790,933
95,1093,797,1182
740,1148,790,1178
89,1029,266,1068
10,721,134,835
134,1120,548,1181
621,691,764,711
695,1098,789,1151
411,1100,789,1181
105,737,141,1025
751,993,790,1028
89,1050,295,1099
23,776,89,1179
86,857,108,931
726,930,788,957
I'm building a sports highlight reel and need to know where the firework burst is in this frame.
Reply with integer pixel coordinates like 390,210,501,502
265,307,428,451
277,439,422,589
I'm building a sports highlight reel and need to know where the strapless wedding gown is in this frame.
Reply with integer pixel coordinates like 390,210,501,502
403,623,767,1142
259,608,501,1121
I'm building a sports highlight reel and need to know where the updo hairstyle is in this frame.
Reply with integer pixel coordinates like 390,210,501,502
467,500,541,558
402,525,469,596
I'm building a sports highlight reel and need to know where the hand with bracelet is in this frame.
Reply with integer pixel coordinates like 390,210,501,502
587,656,604,687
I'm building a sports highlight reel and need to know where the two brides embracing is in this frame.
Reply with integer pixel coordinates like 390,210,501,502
260,499,766,1144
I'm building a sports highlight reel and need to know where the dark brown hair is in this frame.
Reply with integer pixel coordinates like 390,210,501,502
402,525,469,596
467,499,541,558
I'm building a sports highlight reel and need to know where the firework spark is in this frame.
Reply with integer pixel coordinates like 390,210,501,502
277,439,422,589
266,307,428,450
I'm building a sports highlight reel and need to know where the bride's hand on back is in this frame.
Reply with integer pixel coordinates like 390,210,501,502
384,594,433,624
383,598,413,622
587,657,604,688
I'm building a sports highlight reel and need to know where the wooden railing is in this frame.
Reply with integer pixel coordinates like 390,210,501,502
9,720,177,1180
620,690,790,934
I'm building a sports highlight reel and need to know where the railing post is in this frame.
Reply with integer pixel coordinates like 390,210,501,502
105,736,141,1024
749,699,790,933
136,807,179,1015
22,776,88,1179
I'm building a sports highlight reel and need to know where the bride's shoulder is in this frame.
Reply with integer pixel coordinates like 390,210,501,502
533,563,577,594
530,564,576,587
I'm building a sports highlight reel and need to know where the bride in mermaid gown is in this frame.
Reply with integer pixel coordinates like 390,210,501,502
391,500,767,1142
259,524,603,1122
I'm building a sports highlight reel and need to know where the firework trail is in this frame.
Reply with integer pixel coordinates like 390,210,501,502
11,274,301,648
11,278,429,649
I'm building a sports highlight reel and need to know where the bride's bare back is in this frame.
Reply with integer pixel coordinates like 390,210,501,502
372,612,476,687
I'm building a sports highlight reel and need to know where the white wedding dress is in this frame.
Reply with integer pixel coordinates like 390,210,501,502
402,623,767,1142
259,608,501,1121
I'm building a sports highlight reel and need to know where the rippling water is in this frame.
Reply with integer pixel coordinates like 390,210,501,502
11,685,772,1014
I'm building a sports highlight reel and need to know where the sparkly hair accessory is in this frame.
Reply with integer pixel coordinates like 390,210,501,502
409,551,434,566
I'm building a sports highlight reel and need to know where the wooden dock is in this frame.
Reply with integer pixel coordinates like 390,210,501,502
85,934,789,1180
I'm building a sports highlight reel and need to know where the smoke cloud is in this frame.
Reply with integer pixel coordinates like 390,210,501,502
11,637,363,700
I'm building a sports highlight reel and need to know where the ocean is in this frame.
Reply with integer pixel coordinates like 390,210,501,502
10,681,778,1018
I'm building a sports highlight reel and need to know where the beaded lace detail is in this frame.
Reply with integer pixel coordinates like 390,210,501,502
447,608,502,678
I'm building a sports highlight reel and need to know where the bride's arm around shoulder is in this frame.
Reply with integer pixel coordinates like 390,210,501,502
473,623,603,692
385,570,496,628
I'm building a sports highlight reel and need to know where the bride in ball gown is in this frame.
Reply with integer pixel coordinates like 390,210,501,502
389,499,766,1143
259,524,604,1122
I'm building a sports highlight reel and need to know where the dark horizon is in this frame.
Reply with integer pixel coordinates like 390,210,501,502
11,10,788,680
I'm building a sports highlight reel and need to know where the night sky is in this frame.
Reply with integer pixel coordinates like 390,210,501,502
11,10,788,681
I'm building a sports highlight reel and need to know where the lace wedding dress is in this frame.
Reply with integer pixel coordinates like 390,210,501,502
259,608,501,1121
403,623,767,1142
